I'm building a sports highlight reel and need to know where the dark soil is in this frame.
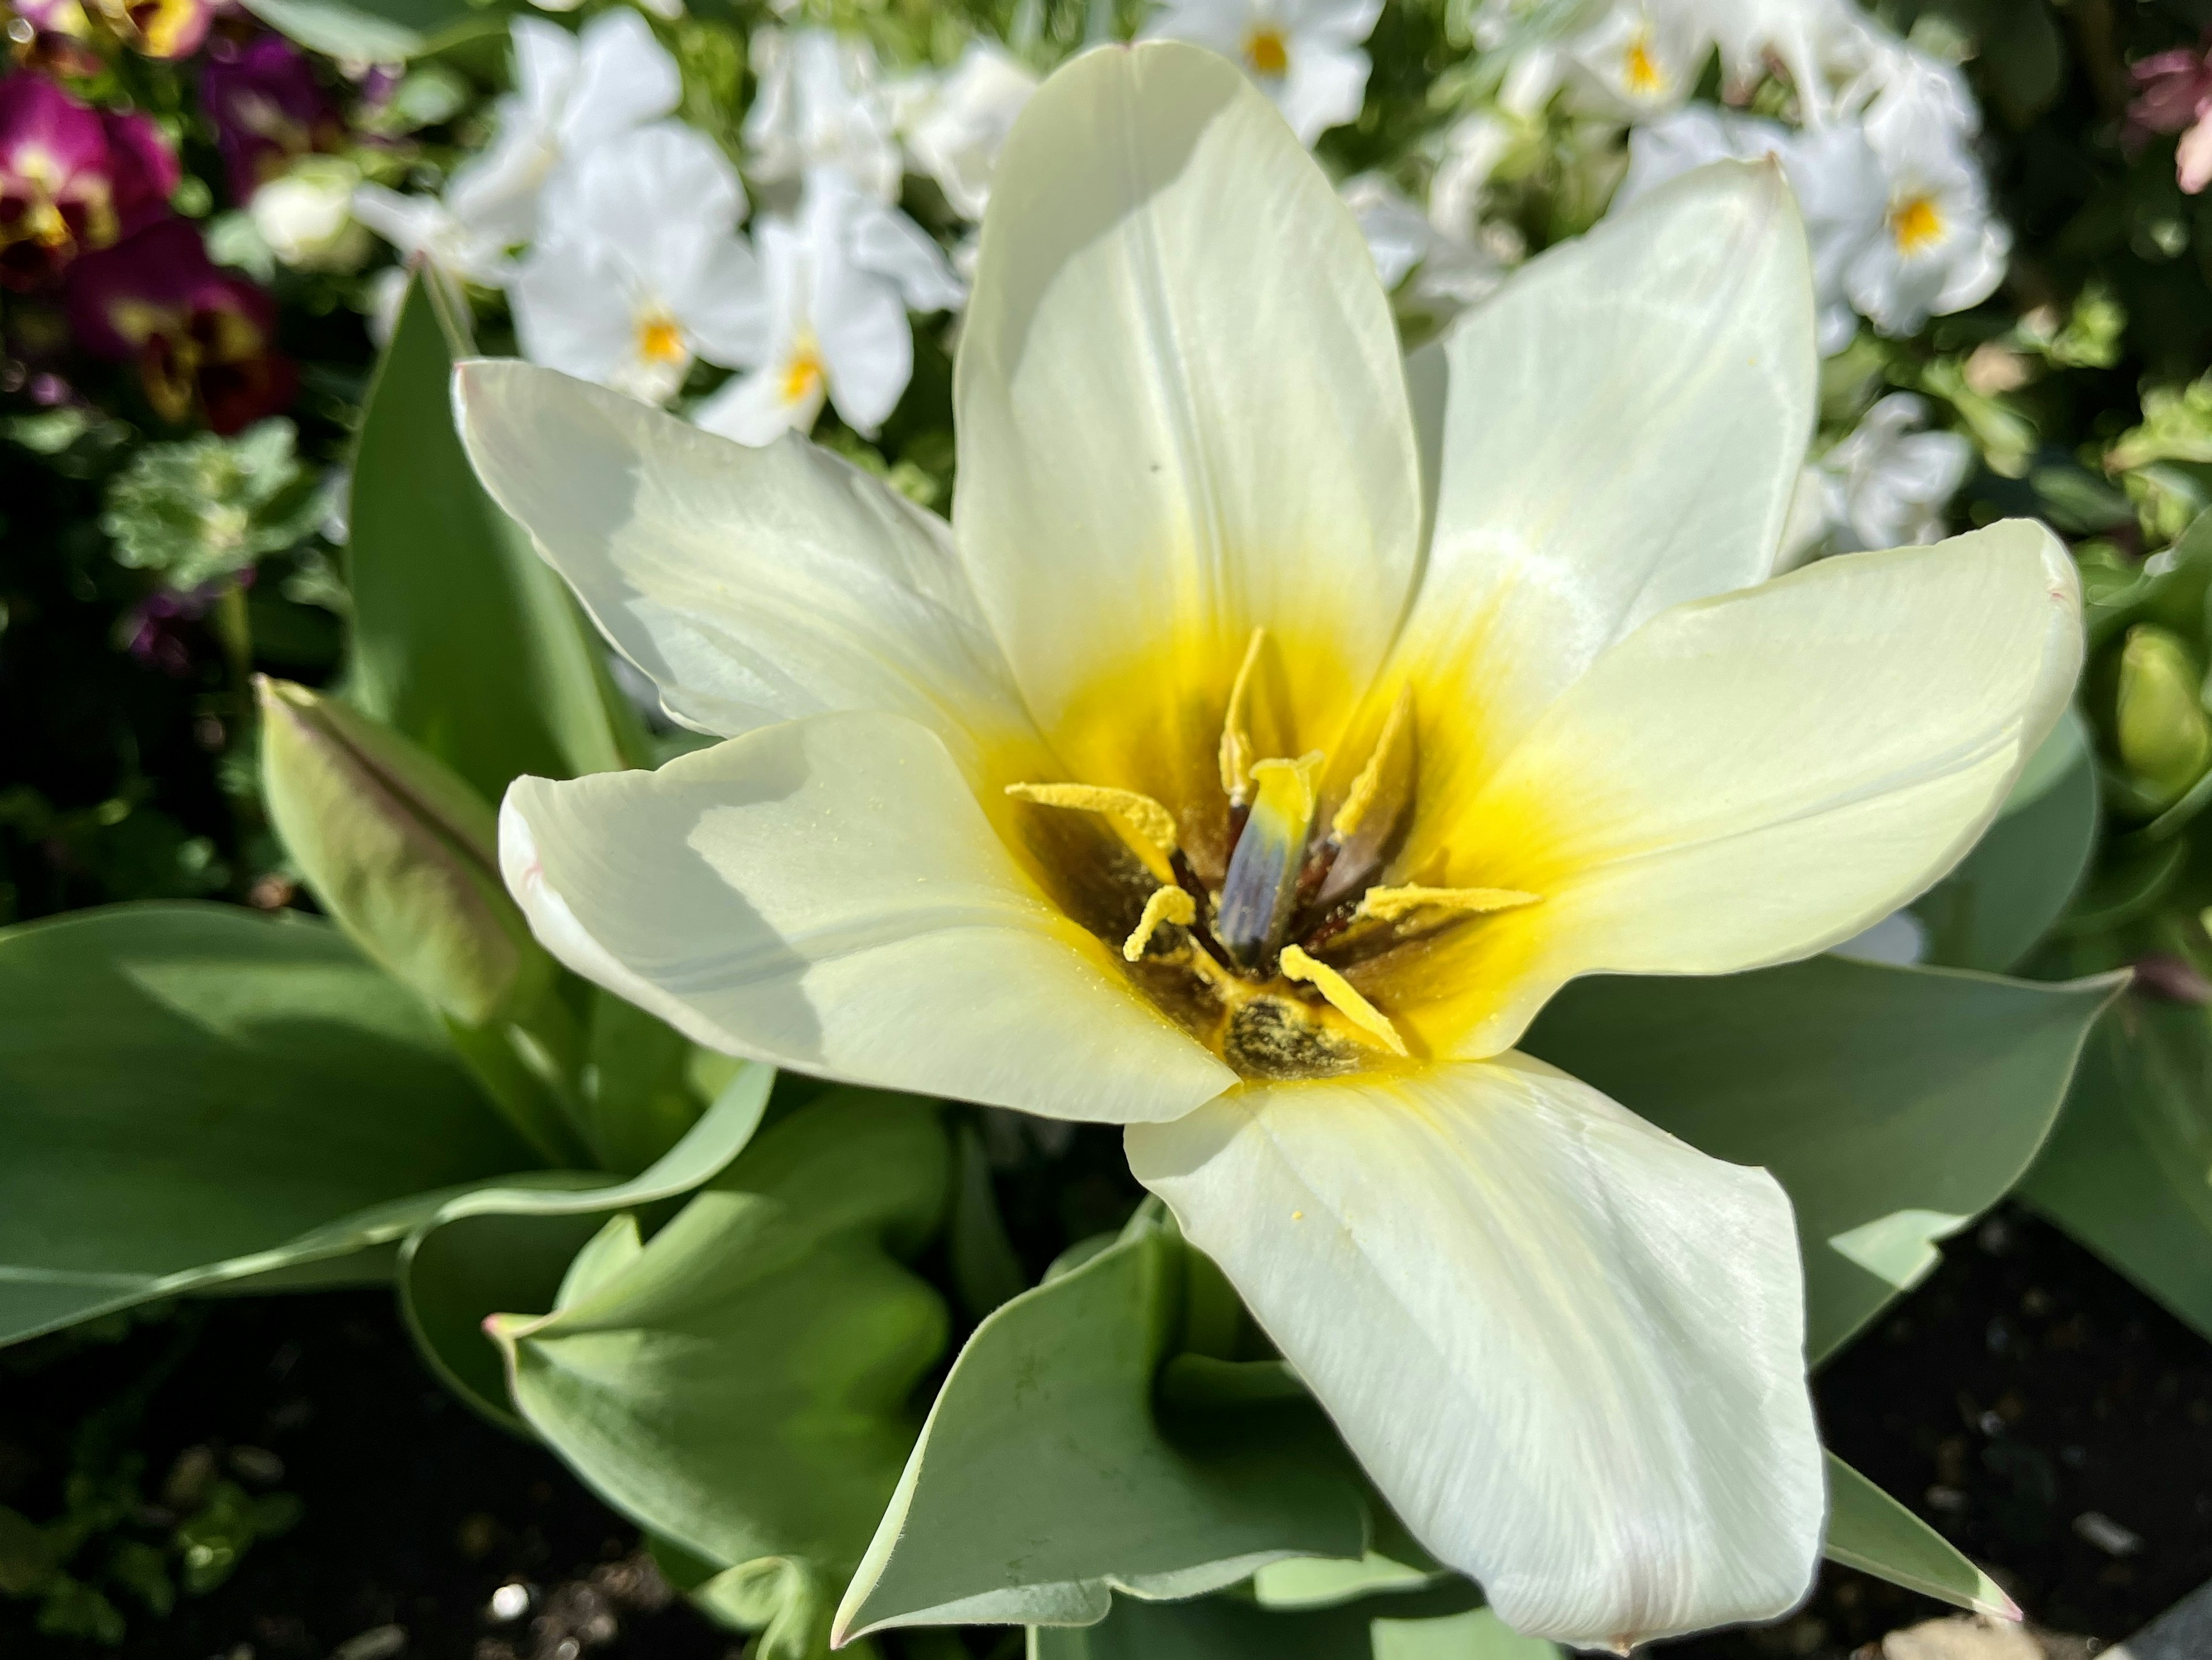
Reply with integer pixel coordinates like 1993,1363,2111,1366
0,1203,2205,1660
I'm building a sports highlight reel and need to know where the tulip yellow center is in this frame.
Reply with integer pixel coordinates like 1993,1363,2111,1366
1003,628,1542,1081
1243,25,1290,78
1888,193,1945,255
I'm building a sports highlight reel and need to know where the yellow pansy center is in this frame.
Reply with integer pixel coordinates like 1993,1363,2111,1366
637,315,688,366
1003,629,1541,1081
1622,32,1664,97
782,347,825,406
1889,193,1945,256
1244,25,1290,78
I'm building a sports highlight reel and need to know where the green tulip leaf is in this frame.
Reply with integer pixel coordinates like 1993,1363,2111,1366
1913,716,2100,973
486,1091,949,1659
348,275,646,804
2021,995,2212,1342
396,1058,774,1423
0,902,536,1346
1027,1588,1546,1659
1523,956,2122,1363
1823,1452,2013,1619
835,1204,1369,1646
236,0,501,62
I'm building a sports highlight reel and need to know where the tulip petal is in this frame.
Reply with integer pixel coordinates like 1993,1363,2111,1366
955,41,1421,801
456,361,1038,781
1393,160,1817,820
1399,521,2082,1060
1125,1054,1822,1648
502,710,1236,1122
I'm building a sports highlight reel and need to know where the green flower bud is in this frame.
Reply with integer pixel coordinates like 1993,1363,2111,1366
257,676,547,1025
2116,625,2212,809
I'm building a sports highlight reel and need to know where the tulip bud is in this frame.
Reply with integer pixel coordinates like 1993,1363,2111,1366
257,676,548,1025
2117,625,2212,809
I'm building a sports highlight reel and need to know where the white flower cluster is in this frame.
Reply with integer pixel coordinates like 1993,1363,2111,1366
1444,0,2004,555
353,7,1013,444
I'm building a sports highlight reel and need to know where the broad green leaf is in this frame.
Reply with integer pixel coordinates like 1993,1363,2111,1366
2021,996,2212,1341
1523,956,2122,1362
1823,1452,2014,1619
396,1060,773,1423
835,1205,1369,1645
347,276,646,805
488,1091,949,1658
1026,1582,1522,1660
946,1120,1028,1320
1914,719,2100,973
0,902,535,1346
236,0,501,60
580,989,709,1178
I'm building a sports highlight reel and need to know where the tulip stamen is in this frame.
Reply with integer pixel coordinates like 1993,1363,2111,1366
1218,625,1268,816
1005,780,1181,881
1278,944,1407,1055
1358,884,1543,923
1123,884,1198,961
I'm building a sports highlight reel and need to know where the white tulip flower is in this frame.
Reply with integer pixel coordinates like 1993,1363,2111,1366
457,46,2079,1650
353,10,680,283
510,123,765,406
691,166,961,445
893,39,1038,220
1789,392,1975,559
743,26,904,202
1140,0,1383,145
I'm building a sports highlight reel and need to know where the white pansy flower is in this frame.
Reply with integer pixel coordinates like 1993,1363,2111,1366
1561,1,1703,118
510,123,764,406
1341,173,1503,313
1618,104,1885,353
892,39,1038,220
252,155,369,272
1823,35,2005,334
353,9,680,283
1340,173,1431,288
1690,0,1865,116
1789,392,1974,560
692,165,961,445
1846,108,2007,334
1428,111,1514,242
743,26,904,202
1140,0,1384,145
457,45,2077,1650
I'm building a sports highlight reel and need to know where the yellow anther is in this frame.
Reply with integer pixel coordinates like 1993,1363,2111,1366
1278,945,1407,1056
1122,885,1197,961
1358,885,1542,923
1005,782,1180,878
1332,685,1412,844
1218,627,1268,806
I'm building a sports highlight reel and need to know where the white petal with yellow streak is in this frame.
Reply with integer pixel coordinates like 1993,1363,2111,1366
1392,160,1817,821
1404,520,2082,1061
456,360,1039,783
1125,1054,1822,1648
501,710,1236,1122
954,43,1422,792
